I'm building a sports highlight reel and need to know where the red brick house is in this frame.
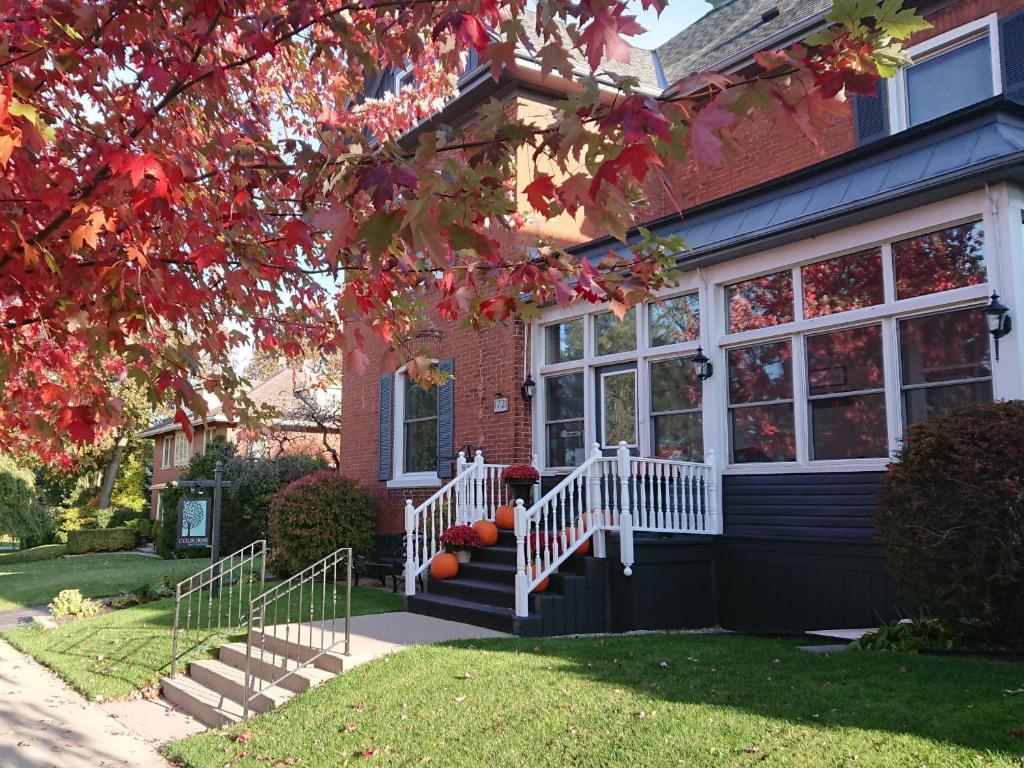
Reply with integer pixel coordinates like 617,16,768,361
343,0,1024,635
140,365,341,521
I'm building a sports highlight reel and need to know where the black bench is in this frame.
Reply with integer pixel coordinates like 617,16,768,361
355,536,423,593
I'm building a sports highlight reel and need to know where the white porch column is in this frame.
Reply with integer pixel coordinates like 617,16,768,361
472,450,485,522
616,441,633,576
587,443,606,558
513,499,529,617
990,183,1024,400
404,499,416,597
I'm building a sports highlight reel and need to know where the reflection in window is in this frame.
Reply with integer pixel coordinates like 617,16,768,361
802,248,884,319
544,319,584,364
403,377,438,473
906,36,993,127
899,308,993,425
727,271,794,333
650,357,702,461
595,309,637,355
893,222,986,300
649,294,700,346
601,370,637,447
806,325,888,460
545,373,585,467
728,341,795,463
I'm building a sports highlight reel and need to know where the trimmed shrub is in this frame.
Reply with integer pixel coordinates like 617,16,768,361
0,543,67,564
268,472,375,576
55,506,97,544
877,400,1024,648
67,527,136,554
49,589,102,619
108,505,148,529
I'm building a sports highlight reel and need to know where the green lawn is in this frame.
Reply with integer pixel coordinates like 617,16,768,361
165,633,1023,768
2,585,402,700
0,553,209,612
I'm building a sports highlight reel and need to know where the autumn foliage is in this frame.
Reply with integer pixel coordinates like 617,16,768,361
0,0,928,461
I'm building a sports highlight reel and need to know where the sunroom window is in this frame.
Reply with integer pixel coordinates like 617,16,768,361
594,309,637,356
727,341,795,463
801,248,884,319
650,357,702,461
727,270,794,333
544,319,583,364
893,222,986,300
649,294,699,346
545,372,585,467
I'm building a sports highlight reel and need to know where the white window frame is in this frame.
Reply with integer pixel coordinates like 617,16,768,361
174,431,190,467
648,355,704,461
161,435,174,469
887,14,1001,133
387,364,442,489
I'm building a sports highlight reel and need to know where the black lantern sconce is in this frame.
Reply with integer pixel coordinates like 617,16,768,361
983,292,1012,361
692,346,714,381
521,373,536,403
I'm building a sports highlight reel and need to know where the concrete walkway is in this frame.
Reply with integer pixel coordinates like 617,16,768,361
0,639,170,767
0,605,48,630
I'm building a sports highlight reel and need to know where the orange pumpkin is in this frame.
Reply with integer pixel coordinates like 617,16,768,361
430,552,459,580
471,519,499,547
531,563,549,593
494,504,516,530
563,526,591,556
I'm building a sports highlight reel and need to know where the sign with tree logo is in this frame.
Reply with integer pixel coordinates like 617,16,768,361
177,496,210,548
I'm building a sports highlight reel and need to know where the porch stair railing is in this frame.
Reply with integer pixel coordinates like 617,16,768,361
170,539,267,677
513,443,719,617
403,450,510,595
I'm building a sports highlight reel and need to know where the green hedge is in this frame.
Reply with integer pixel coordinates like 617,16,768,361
66,527,136,555
0,543,67,564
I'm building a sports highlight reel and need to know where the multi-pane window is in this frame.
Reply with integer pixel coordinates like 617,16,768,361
650,357,702,461
174,432,190,467
727,341,795,463
904,36,993,127
727,270,794,333
545,373,585,467
403,376,438,474
893,222,986,300
162,436,174,468
806,325,888,460
649,294,699,346
595,309,637,356
802,248,884,318
544,319,583,364
899,308,993,426
600,370,637,448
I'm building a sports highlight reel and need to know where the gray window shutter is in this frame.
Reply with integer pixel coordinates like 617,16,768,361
378,374,394,481
1002,11,1024,101
436,359,455,478
853,80,889,145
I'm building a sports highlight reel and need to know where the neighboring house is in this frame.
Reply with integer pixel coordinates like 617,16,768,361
341,0,1024,635
139,366,341,520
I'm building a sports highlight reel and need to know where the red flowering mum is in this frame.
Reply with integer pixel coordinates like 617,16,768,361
502,464,540,482
439,524,483,552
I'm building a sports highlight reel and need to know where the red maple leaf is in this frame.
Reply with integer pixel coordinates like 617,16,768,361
523,174,557,217
578,0,645,71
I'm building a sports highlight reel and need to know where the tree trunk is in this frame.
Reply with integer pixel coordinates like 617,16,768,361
97,439,127,510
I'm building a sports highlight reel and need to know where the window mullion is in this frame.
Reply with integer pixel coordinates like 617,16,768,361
792,333,809,464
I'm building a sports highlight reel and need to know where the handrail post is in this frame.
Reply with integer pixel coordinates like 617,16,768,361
404,499,417,597
587,444,606,559
530,452,540,505
455,451,467,524
617,442,634,576
513,499,529,617
170,583,181,677
473,450,485,522
706,449,721,534
345,548,352,656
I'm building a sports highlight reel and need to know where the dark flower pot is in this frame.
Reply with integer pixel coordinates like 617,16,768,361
506,480,537,505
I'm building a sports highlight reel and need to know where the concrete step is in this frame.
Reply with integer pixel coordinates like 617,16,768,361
218,642,334,694
161,675,244,728
248,625,346,674
188,659,293,714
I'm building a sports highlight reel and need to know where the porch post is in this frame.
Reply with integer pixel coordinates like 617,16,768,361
513,499,529,617
473,450,485,522
530,452,540,505
454,451,467,524
706,449,722,534
616,441,633,576
404,499,417,597
587,443,606,558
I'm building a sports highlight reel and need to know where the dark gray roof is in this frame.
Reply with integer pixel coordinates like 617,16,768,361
573,99,1024,269
656,0,830,86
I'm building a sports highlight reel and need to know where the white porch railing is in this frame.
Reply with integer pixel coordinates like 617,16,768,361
403,451,509,596
514,442,718,617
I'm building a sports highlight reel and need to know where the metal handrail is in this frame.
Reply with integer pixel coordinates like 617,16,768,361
243,546,352,718
170,539,267,677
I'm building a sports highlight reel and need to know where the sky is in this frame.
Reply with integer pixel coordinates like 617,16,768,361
628,0,714,49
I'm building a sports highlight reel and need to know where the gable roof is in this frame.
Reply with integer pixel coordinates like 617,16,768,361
656,0,830,85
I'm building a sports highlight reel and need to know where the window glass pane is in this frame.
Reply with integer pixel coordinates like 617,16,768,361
547,421,585,467
595,309,637,355
802,248,884,318
893,222,986,300
650,357,701,412
806,325,884,396
653,413,703,461
811,394,889,460
727,271,794,333
727,341,793,405
731,404,796,463
906,37,993,127
544,319,583,364
404,420,437,473
545,372,584,420
899,309,991,385
404,378,438,420
602,372,637,446
903,381,994,426
649,294,699,346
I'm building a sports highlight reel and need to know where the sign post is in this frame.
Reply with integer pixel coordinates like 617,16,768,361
175,461,231,594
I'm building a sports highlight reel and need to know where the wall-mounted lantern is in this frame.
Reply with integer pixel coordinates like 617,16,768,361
692,347,714,381
520,374,536,403
983,292,1012,361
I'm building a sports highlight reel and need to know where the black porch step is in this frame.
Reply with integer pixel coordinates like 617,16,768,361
456,560,516,583
405,593,542,635
428,575,516,608
471,544,517,566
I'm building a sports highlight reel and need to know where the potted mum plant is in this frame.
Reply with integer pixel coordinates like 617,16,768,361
439,524,483,564
502,464,540,504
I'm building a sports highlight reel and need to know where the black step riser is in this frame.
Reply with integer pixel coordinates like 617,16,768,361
472,547,517,566
429,578,516,609
457,562,516,584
